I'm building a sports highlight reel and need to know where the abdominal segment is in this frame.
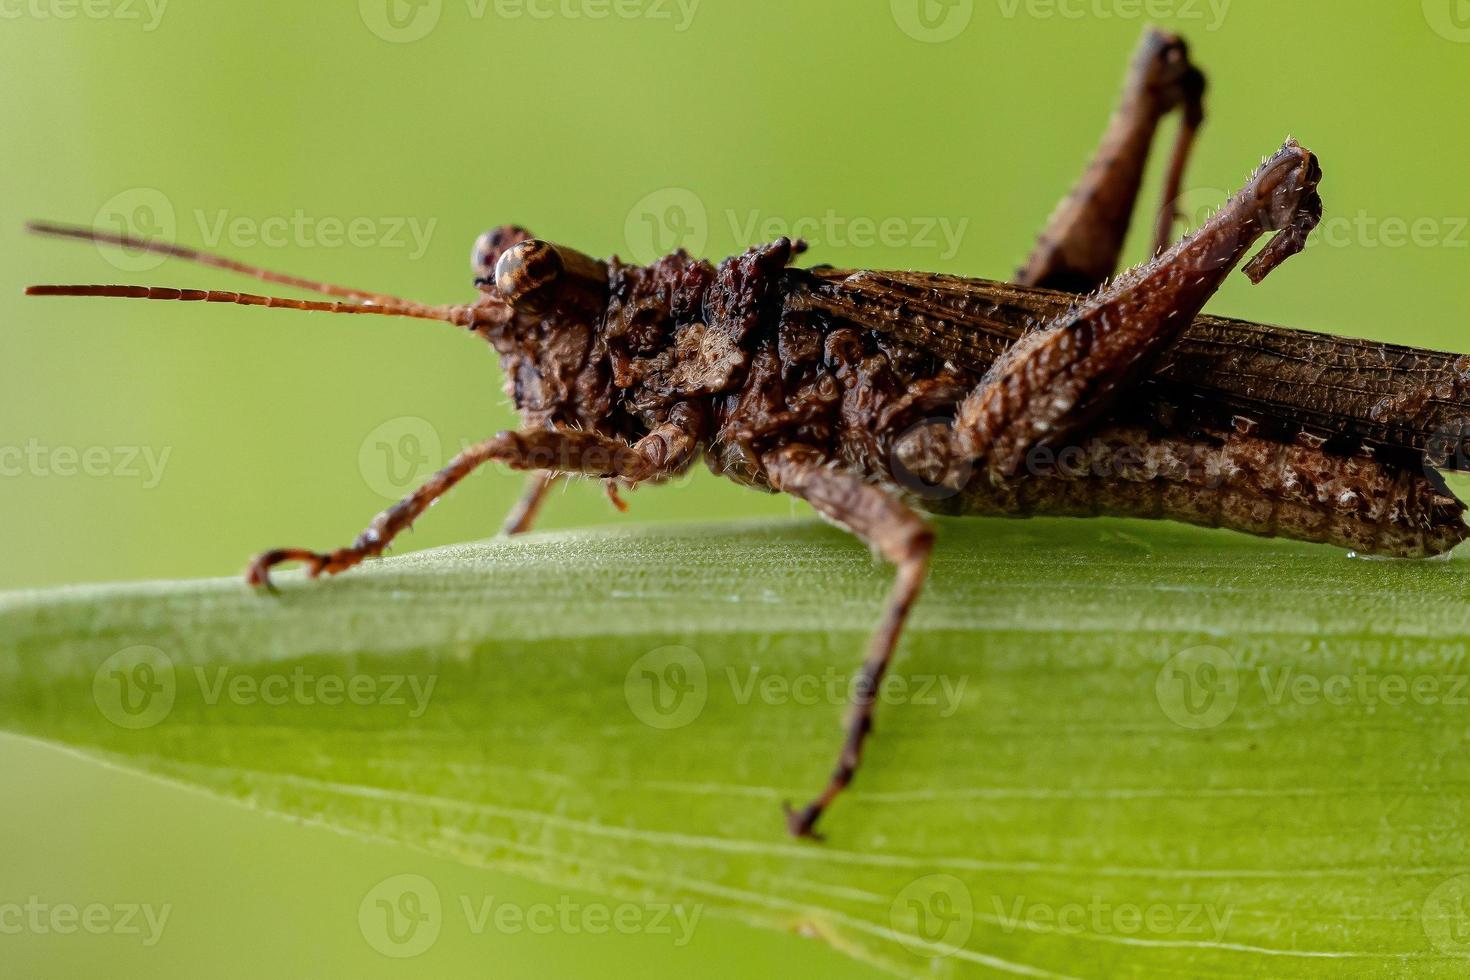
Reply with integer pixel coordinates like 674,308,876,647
907,425,1470,558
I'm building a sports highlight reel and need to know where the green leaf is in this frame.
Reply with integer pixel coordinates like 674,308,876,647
3,518,1470,978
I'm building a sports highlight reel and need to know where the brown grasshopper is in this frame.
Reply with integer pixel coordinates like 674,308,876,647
26,28,1470,839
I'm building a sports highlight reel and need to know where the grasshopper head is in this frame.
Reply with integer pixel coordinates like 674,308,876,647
470,229,616,432
23,217,620,435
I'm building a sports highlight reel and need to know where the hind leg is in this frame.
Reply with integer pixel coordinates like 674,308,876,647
972,140,1323,479
1018,27,1207,292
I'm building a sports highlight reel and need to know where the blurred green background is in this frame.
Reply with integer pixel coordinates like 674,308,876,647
3,1,1469,977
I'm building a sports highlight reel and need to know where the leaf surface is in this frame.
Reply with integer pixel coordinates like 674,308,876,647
3,518,1469,977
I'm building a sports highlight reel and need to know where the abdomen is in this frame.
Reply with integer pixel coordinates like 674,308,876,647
921,425,1469,558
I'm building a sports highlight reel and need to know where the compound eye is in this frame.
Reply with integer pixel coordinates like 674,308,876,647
472,225,534,281
494,239,564,313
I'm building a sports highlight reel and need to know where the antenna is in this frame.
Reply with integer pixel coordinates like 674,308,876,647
26,220,417,305
25,284,485,328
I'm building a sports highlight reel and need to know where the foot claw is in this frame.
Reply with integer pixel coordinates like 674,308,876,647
782,801,825,841
245,548,331,591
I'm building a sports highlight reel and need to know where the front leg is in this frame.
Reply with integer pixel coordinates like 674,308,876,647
763,445,935,840
246,426,684,589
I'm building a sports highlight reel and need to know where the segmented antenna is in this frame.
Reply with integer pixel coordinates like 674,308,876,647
26,221,415,305
24,284,481,327
24,219,511,329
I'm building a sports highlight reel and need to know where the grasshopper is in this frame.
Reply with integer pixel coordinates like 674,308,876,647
26,28,1470,839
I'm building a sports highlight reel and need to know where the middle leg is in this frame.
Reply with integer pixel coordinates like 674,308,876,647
501,471,564,536
764,444,935,840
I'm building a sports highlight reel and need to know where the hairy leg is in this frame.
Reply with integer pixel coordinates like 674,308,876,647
964,139,1323,481
1017,27,1207,293
247,426,684,588
763,444,935,840
501,472,563,536
497,404,704,536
